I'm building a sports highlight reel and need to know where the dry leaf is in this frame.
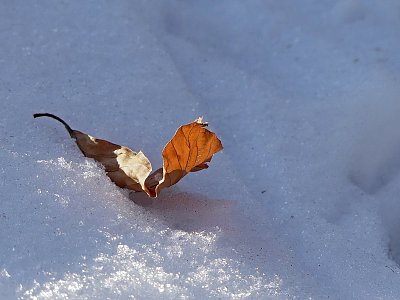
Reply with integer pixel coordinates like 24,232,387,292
34,113,223,198
33,113,152,194
152,117,223,197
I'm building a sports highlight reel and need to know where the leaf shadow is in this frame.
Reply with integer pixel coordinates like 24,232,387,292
129,188,235,233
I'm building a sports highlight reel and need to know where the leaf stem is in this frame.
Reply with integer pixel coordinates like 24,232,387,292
33,113,74,137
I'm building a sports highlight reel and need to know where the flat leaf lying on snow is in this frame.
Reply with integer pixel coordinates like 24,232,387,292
33,113,223,198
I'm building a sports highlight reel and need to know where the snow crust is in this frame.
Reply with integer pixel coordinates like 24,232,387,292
1,0,400,298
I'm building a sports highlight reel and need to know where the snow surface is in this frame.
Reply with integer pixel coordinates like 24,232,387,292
1,0,400,298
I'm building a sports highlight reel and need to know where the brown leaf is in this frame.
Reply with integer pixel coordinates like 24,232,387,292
151,117,223,196
33,113,152,194
34,114,223,198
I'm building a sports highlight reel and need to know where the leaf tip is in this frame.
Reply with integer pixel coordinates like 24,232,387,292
195,117,208,127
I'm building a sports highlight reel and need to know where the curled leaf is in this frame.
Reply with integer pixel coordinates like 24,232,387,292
33,113,152,194
34,114,223,198
152,117,223,196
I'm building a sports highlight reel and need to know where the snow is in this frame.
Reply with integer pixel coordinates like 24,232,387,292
1,0,400,298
